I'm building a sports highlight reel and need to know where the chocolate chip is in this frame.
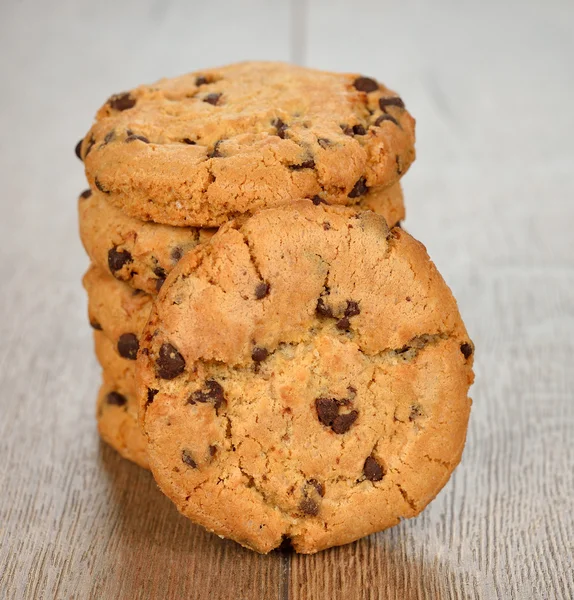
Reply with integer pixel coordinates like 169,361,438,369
94,177,110,194
352,124,367,136
208,140,223,158
181,449,197,468
323,222,331,230
299,497,319,516
277,536,294,553
336,317,350,330
289,159,315,170
125,134,149,143
84,136,96,158
147,388,159,406
345,300,361,317
312,195,327,206
315,398,339,427
117,333,139,360
252,347,269,362
341,124,354,136
375,114,398,126
109,92,136,111
188,379,226,411
409,405,423,421
156,343,186,379
106,391,127,406
255,282,270,299
75,139,83,161
353,76,379,93
316,297,333,318
460,342,473,359
108,247,133,273
307,478,325,497
171,247,183,262
155,277,165,292
89,319,103,331
209,445,218,457
317,138,331,148
153,266,167,279
103,130,115,145
182,138,196,145
273,118,288,139
196,76,208,86
379,96,405,110
331,410,358,434
348,177,369,198
363,456,384,481
79,189,92,200
203,93,221,106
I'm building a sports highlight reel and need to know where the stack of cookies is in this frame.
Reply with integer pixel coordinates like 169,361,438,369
77,62,474,553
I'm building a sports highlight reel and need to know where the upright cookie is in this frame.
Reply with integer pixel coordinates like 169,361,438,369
79,185,404,295
137,202,474,553
83,266,153,356
79,62,415,227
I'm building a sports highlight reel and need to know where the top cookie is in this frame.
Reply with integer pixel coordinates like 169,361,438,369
136,202,473,553
79,61,415,227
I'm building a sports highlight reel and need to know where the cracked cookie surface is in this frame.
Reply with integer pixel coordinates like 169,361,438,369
80,61,415,227
136,202,473,553
79,183,404,295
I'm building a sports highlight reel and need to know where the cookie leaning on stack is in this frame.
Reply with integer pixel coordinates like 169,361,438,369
137,202,474,553
77,61,474,553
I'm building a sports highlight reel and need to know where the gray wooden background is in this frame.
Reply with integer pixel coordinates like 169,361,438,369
1,0,573,598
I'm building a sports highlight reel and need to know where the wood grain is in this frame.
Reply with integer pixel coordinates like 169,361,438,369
0,0,573,598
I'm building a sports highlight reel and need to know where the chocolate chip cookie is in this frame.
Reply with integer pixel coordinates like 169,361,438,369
83,265,153,356
79,62,415,227
79,184,404,295
136,202,474,553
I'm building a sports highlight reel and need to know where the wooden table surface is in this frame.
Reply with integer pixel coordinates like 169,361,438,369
1,1,573,598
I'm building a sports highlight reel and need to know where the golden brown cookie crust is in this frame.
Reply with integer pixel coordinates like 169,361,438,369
83,266,153,357
80,62,415,227
93,331,147,468
93,331,137,395
96,377,149,470
79,191,215,295
136,202,473,553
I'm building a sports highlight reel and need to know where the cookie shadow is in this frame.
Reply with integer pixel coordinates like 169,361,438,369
285,521,478,600
93,444,474,600
92,442,283,600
